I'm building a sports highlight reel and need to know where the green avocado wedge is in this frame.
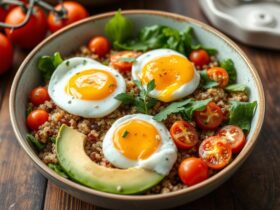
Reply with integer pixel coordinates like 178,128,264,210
56,125,164,194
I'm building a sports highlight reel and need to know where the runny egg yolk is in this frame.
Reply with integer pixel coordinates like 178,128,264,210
141,55,195,102
65,69,117,100
113,120,161,160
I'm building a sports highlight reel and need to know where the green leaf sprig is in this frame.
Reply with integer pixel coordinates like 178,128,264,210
26,134,45,151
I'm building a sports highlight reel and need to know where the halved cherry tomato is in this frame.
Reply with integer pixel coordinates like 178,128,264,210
189,49,210,68
5,6,48,49
30,87,50,106
218,125,246,153
110,51,139,72
199,136,232,170
88,36,110,57
47,1,89,32
207,67,229,88
178,157,209,186
194,102,224,130
170,121,198,149
0,33,13,75
27,110,49,130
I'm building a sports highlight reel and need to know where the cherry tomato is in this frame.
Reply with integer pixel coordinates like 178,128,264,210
5,6,48,49
30,87,50,106
199,136,232,170
194,102,224,130
27,110,49,130
207,67,229,88
218,125,246,153
178,157,209,186
110,51,139,72
170,121,199,149
0,33,13,75
48,1,89,32
88,36,110,57
189,49,210,68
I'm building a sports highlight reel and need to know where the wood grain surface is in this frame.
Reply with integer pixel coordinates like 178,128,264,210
0,0,279,210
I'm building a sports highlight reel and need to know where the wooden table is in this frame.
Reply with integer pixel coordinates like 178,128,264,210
1,0,279,209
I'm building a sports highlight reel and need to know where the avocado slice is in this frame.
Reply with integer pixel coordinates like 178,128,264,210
56,125,164,194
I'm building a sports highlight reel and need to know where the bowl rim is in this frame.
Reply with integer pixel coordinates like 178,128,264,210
9,10,265,201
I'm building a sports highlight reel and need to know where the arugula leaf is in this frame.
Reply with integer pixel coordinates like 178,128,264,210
153,99,192,121
199,70,219,89
118,57,136,63
26,134,45,151
181,98,212,120
38,52,63,82
220,59,237,84
105,10,133,43
225,84,248,93
229,101,257,132
114,93,135,105
48,163,69,178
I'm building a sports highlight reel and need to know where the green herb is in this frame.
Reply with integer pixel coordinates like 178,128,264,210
220,59,237,84
118,57,136,63
38,52,63,82
26,134,45,150
153,99,192,121
112,24,217,56
115,80,157,114
48,163,69,178
50,137,56,143
229,101,257,132
153,98,212,121
225,84,248,93
181,98,212,120
105,10,133,43
199,70,219,89
122,130,129,138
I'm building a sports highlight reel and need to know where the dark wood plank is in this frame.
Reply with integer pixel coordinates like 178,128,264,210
0,49,47,210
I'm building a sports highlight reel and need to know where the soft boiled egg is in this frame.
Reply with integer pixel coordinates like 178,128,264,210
132,49,200,102
103,114,177,175
48,57,126,118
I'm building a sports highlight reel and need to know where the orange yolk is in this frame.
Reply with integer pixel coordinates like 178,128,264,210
113,120,161,160
65,69,117,100
141,55,194,102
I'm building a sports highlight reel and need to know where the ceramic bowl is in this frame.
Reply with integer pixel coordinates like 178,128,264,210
10,10,265,210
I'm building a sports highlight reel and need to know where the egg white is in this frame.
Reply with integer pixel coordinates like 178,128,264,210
132,49,200,102
102,114,177,175
48,57,126,118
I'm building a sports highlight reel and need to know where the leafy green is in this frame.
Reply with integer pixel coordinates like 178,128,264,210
199,70,219,89
48,163,69,178
115,80,157,114
38,52,63,82
225,84,248,93
105,10,133,43
153,99,192,121
153,98,212,121
26,134,45,150
229,101,257,132
181,98,212,120
113,24,217,55
220,59,237,84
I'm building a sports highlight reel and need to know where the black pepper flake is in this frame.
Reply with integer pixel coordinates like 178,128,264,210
68,100,72,104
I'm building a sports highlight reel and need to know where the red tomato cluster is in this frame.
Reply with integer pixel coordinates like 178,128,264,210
0,1,89,75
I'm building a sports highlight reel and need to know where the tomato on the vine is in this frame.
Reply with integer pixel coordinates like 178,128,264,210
0,33,13,74
5,6,48,49
48,1,89,32
199,136,232,170
170,121,199,149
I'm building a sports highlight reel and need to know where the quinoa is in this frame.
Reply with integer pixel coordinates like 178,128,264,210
29,46,249,195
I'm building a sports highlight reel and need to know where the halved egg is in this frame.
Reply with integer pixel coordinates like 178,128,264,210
48,57,126,118
132,49,200,102
102,114,177,175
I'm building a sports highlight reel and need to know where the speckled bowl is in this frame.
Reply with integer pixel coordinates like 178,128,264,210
10,10,265,210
